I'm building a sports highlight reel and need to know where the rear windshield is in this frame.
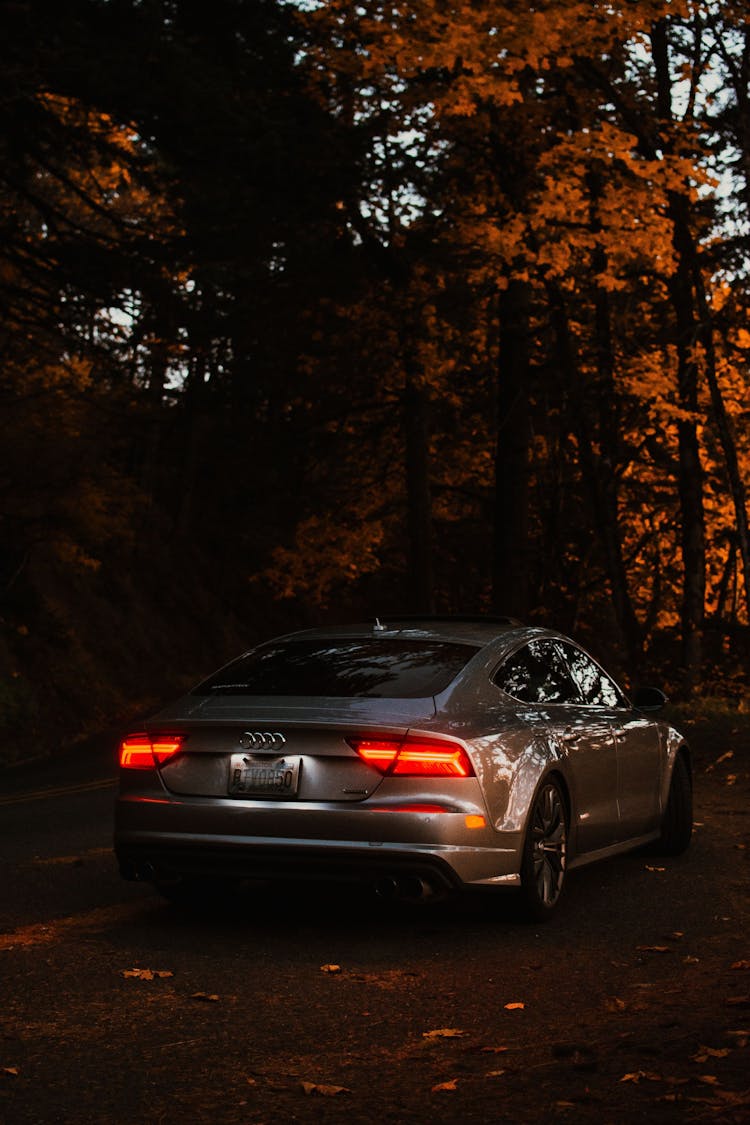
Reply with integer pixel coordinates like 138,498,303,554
192,638,478,698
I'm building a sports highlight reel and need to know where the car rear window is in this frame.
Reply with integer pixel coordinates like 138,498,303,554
192,638,478,698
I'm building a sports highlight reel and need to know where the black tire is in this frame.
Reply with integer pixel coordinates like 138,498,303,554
657,752,693,855
519,777,568,922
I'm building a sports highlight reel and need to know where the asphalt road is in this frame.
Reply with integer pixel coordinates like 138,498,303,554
1,727,749,1124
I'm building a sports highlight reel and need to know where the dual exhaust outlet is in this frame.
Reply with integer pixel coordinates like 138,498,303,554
121,858,438,902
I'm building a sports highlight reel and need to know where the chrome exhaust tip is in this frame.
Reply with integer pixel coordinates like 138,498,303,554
374,876,399,900
398,875,434,901
374,875,434,902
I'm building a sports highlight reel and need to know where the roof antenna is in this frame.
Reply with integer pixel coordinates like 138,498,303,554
373,617,387,632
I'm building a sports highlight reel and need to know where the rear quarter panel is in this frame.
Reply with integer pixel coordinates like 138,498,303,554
420,703,563,835
430,642,566,835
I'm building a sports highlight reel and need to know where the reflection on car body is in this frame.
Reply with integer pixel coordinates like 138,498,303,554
114,617,692,920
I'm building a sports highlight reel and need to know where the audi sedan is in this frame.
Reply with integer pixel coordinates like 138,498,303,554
114,617,692,919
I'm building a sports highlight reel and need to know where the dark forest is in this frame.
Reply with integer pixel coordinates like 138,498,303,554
1,0,748,762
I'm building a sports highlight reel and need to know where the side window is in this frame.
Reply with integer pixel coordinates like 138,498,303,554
561,643,625,707
494,640,580,704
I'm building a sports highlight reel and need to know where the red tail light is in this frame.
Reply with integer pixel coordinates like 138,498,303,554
119,733,184,769
348,736,473,778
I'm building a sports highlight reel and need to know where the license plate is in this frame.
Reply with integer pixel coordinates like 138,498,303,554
228,753,301,798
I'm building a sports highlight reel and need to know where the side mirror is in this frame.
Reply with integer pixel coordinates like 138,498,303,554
632,686,668,712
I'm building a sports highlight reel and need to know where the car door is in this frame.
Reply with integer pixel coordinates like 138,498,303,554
559,643,661,840
493,639,620,854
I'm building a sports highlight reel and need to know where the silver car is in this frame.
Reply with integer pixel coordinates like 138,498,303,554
114,617,692,919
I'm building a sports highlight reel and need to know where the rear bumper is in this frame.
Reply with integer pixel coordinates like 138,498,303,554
114,793,523,891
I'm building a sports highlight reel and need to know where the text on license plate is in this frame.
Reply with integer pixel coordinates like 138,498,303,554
228,753,301,798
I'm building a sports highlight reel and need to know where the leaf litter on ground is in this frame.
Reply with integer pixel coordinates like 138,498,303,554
300,1081,349,1096
422,1028,465,1040
121,968,174,980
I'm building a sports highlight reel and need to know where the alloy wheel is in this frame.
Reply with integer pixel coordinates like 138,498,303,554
530,782,567,908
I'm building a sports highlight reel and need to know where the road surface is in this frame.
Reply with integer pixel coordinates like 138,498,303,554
1,722,749,1123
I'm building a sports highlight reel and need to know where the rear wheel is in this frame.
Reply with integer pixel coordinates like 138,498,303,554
657,752,692,855
519,778,568,922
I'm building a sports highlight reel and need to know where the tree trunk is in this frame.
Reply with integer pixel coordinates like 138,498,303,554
403,360,435,613
493,280,531,620
691,260,750,626
652,20,706,682
545,277,644,667
588,170,645,669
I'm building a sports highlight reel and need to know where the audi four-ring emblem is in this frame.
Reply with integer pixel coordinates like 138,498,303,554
239,730,286,751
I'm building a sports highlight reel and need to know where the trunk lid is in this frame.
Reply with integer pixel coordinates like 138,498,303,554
152,697,435,802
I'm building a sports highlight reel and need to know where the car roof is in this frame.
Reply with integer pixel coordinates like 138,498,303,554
279,617,528,648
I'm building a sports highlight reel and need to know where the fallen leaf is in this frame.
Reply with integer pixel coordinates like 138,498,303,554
645,865,666,873
300,1081,349,1096
683,956,700,964
620,1071,662,1084
731,961,750,971
190,992,220,1002
697,1075,719,1085
485,1069,506,1078
555,1101,577,1109
726,996,750,1008
245,1077,257,1086
504,1002,525,1010
692,1047,730,1063
2,1067,19,1077
668,932,684,941
711,1090,750,1107
725,1029,750,1047
320,964,341,974
122,968,174,980
480,1046,509,1054
715,751,734,765
431,1079,458,1092
605,997,627,1013
636,945,670,953
422,1028,465,1040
